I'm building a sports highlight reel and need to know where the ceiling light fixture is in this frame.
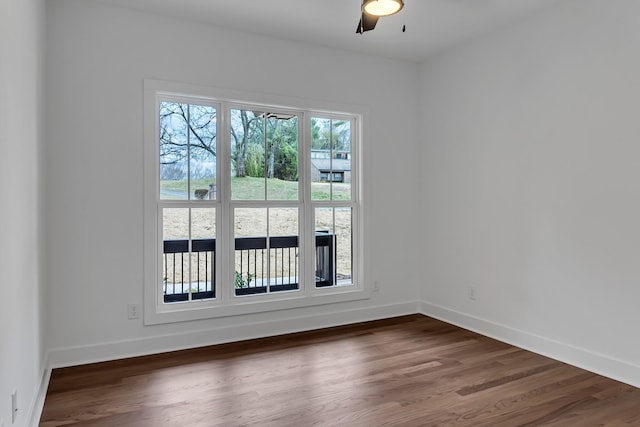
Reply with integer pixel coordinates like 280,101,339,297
362,0,404,17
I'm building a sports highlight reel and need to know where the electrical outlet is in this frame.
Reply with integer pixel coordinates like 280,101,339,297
373,280,380,292
127,303,140,320
468,286,477,301
11,390,17,424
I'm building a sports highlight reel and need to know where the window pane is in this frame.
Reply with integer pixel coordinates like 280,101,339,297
266,115,298,200
234,208,267,295
189,104,217,201
311,118,331,149
234,207,267,238
159,102,217,201
315,208,353,288
231,109,265,200
160,102,188,200
234,208,300,295
268,208,299,290
314,208,335,287
311,118,351,201
191,208,215,239
335,208,353,285
311,118,331,201
190,208,216,300
331,120,351,201
162,208,216,303
162,207,189,240
231,110,299,201
162,208,190,302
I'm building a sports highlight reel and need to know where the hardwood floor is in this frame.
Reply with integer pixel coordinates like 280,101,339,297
40,315,640,426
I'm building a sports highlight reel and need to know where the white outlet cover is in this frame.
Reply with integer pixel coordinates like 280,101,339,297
128,303,140,319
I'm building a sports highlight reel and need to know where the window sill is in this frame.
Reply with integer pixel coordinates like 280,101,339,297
143,285,371,325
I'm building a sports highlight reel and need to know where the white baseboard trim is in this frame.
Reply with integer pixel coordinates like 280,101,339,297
33,300,639,425
48,301,420,369
28,356,51,427
420,301,640,389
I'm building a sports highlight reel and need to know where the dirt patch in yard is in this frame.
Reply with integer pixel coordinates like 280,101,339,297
162,207,352,282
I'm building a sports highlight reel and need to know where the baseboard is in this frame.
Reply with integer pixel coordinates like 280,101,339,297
27,356,51,427
35,299,639,425
48,301,419,369
420,301,640,389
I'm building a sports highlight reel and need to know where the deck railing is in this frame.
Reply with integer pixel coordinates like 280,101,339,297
163,233,335,302
163,239,216,303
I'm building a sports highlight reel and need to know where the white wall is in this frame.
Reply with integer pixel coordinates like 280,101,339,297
45,0,421,366
420,0,640,385
0,0,46,425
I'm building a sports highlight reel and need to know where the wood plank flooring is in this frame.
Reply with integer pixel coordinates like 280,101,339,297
39,315,640,426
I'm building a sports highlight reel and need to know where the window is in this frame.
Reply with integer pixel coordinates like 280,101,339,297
144,80,366,324
159,101,218,304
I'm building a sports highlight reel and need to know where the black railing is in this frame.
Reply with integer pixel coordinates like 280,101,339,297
314,232,335,288
234,235,300,296
163,233,335,302
163,239,216,303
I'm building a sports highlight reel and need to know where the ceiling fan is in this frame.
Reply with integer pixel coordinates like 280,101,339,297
356,0,405,34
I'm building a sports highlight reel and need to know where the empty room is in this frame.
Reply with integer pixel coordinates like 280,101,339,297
1,0,639,425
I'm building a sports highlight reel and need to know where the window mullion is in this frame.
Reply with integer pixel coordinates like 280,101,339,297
264,114,268,201
329,119,333,200
219,102,231,304
301,112,312,295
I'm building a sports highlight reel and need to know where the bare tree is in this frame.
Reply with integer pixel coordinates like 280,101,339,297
160,102,217,165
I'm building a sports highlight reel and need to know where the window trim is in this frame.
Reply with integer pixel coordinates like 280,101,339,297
143,79,370,325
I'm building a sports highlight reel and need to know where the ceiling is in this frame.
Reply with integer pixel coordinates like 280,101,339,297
92,0,563,63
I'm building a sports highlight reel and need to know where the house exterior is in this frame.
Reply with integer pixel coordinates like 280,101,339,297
310,150,352,183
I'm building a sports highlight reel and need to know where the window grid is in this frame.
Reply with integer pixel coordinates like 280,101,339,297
145,81,364,325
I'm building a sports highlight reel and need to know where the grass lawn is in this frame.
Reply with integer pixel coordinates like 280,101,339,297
161,178,354,281
161,177,351,200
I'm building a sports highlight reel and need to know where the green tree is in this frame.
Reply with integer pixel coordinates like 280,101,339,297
266,116,298,180
245,143,265,178
231,110,299,181
231,109,262,178
274,140,298,181
310,118,349,151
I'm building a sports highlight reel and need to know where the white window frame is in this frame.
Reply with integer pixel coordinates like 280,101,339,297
143,79,370,325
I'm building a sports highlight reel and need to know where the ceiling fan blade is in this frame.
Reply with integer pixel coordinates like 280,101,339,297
356,12,379,34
